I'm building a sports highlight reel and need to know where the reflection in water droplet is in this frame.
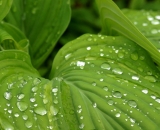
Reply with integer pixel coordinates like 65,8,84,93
108,100,114,105
86,46,91,50
22,115,28,120
65,53,72,60
43,99,48,104
132,75,139,81
52,88,58,93
80,116,83,119
17,93,25,100
93,103,97,108
79,123,84,129
92,82,96,86
131,52,138,60
33,78,41,85
77,61,85,69
155,98,160,103
25,121,33,128
142,89,148,94
101,63,111,70
17,102,28,111
4,92,12,100
32,87,38,92
115,113,121,117
50,106,59,115
128,100,137,108
112,91,122,98
112,68,123,75
34,107,47,116
118,52,124,58
144,76,156,82
103,86,108,91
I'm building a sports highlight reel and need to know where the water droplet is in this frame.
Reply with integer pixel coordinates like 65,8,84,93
77,61,85,69
50,106,59,115
77,108,82,113
25,121,33,128
132,75,139,80
4,92,12,100
52,88,58,93
17,93,25,100
17,102,28,111
151,20,159,25
34,107,47,116
65,53,72,60
107,100,114,105
43,98,48,104
87,37,92,41
0,120,14,130
131,52,138,60
22,115,28,120
103,86,108,91
86,46,91,50
92,82,96,86
53,99,58,104
32,87,38,92
112,68,123,75
144,76,156,82
130,118,135,123
33,78,41,85
118,52,124,58
93,103,97,108
155,98,160,103
115,113,121,117
112,91,122,98
30,98,36,102
32,8,38,14
128,100,137,108
14,113,19,117
142,89,148,94
101,63,111,70
150,94,156,99
79,123,84,129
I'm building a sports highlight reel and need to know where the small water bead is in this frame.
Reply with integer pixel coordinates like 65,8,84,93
103,86,108,91
112,68,123,75
155,98,160,103
33,78,41,85
150,94,156,99
86,46,91,50
77,61,85,69
115,113,121,118
77,108,82,113
50,106,59,115
128,100,137,108
32,87,38,92
112,91,122,98
144,76,156,82
53,99,58,104
25,121,33,128
92,82,96,86
43,99,48,104
118,52,124,58
4,92,12,100
30,98,36,102
151,29,158,34
151,20,159,25
22,115,28,120
17,93,25,100
52,88,58,93
17,102,28,111
34,107,47,116
32,7,38,14
93,103,97,108
142,89,148,94
131,52,138,60
87,37,92,41
142,23,148,26
79,123,84,129
14,113,19,117
107,100,114,105
101,63,111,70
132,75,139,81
65,53,72,60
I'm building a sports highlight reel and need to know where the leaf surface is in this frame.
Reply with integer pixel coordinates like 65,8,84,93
4,0,71,68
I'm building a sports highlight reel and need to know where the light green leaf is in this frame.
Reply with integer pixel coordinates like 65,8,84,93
5,0,71,68
0,0,12,21
96,0,160,66
50,34,160,130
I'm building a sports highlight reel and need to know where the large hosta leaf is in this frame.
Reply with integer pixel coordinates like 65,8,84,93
96,0,160,66
0,0,12,21
4,0,71,68
0,34,160,129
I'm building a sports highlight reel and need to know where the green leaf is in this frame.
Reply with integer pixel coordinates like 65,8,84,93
0,21,29,52
50,34,160,130
96,0,160,66
5,0,71,68
0,0,12,21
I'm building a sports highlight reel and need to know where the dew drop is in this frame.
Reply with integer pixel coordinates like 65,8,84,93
115,113,121,117
33,78,41,85
144,76,156,82
118,52,124,58
22,115,28,120
112,91,122,98
34,107,47,116
52,88,58,93
86,46,91,50
17,102,28,111
77,108,82,113
43,98,48,104
0,120,14,130
50,106,59,115
155,98,160,103
103,86,108,91
131,52,138,60
92,82,96,86
142,89,148,94
107,100,114,105
65,53,72,60
101,63,111,70
25,121,33,128
77,61,85,69
132,75,139,81
112,68,123,75
17,93,25,100
4,92,12,100
128,100,137,108
93,103,97,108
79,123,84,129
32,87,38,92
14,113,19,117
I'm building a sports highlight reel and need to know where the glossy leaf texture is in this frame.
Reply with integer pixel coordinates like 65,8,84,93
0,21,29,52
96,0,160,66
50,34,160,130
4,0,71,68
0,0,12,21
122,9,160,51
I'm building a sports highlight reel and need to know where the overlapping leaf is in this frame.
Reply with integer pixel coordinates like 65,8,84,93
96,0,160,66
4,0,71,68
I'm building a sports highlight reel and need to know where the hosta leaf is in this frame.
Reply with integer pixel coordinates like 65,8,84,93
96,0,160,66
0,22,29,52
50,34,160,130
122,9,160,51
4,0,71,68
0,0,12,21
